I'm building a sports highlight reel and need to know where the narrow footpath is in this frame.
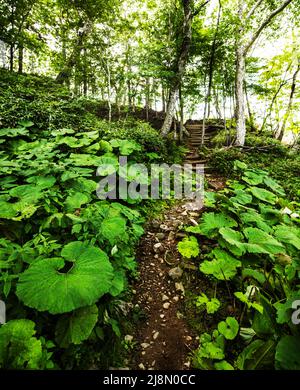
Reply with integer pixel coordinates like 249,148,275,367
130,122,224,370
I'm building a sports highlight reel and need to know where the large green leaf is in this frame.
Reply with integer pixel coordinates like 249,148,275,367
110,139,141,155
55,305,98,348
243,227,285,255
0,127,29,137
274,225,300,250
178,236,200,259
65,192,90,212
263,176,285,196
16,242,114,314
275,336,300,370
242,171,265,185
96,154,119,176
250,187,277,204
218,317,239,340
100,217,127,244
239,210,272,233
219,227,246,255
67,153,103,167
189,212,237,237
200,249,241,280
0,319,43,369
230,190,252,205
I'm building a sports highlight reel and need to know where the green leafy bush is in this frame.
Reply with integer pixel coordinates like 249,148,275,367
182,161,300,370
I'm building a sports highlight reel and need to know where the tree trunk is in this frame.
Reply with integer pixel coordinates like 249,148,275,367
18,45,23,74
235,44,246,146
162,84,166,113
145,77,150,121
179,83,184,141
162,87,177,136
278,60,300,141
245,83,255,130
10,44,14,72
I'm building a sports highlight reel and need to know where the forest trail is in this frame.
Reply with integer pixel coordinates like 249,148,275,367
130,123,224,370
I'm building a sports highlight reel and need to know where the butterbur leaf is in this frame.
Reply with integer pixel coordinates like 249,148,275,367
110,139,141,155
196,212,237,237
195,293,220,314
0,319,43,369
16,242,114,314
263,176,285,196
243,227,285,255
274,225,300,250
68,153,103,167
219,227,246,255
100,217,127,244
230,190,252,205
214,360,234,370
177,236,199,258
242,171,265,185
0,127,29,137
96,154,119,176
234,160,248,170
18,120,34,128
200,249,241,280
250,187,277,204
218,317,239,340
275,336,300,370
65,192,90,212
109,271,125,297
55,305,98,348
274,293,300,324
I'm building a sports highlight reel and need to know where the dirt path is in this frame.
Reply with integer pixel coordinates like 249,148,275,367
130,200,202,370
129,123,224,370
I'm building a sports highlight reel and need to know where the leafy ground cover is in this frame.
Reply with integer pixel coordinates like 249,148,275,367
0,70,177,369
178,160,300,369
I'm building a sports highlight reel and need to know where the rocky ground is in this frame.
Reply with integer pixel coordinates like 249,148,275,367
128,175,226,370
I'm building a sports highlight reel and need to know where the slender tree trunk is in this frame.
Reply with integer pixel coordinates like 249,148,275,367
245,83,254,129
18,45,23,74
10,44,14,71
83,48,88,96
235,44,246,146
106,60,112,123
260,80,286,133
278,60,300,141
179,83,184,141
162,83,166,113
145,77,150,121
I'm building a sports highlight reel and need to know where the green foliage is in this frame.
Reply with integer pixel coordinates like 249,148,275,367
177,236,200,259
17,242,114,314
0,319,53,369
195,293,221,314
187,161,300,370
217,317,239,340
0,70,169,369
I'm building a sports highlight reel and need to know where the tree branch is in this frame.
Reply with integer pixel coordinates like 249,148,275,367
244,0,294,55
246,0,264,20
193,0,211,16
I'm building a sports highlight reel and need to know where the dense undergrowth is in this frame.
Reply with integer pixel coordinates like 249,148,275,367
208,133,300,202
179,158,300,369
0,70,182,369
